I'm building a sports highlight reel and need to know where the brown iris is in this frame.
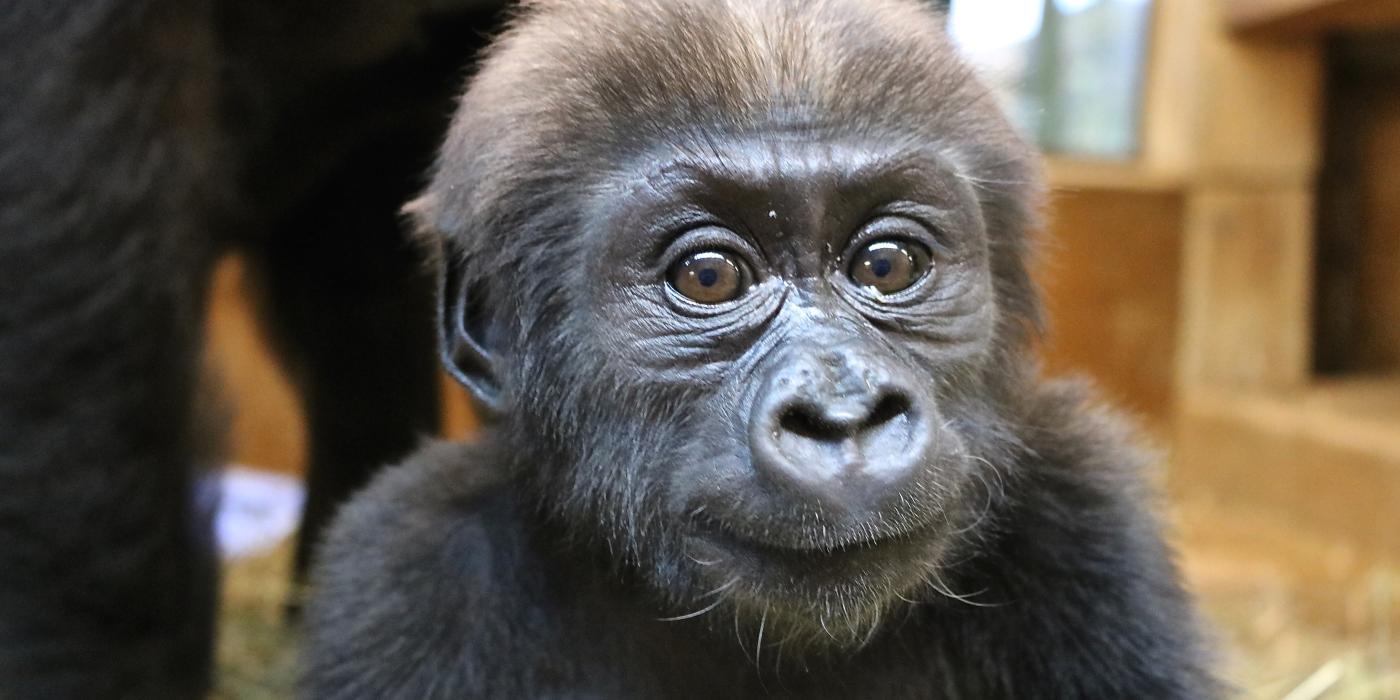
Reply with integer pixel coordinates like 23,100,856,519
668,250,748,304
849,239,931,295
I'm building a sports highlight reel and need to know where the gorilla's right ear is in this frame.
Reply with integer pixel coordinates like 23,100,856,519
405,196,504,416
438,246,503,415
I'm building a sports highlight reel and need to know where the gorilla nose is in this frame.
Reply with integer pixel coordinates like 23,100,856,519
749,348,932,512
778,392,912,443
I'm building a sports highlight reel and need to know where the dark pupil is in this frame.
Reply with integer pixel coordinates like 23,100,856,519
697,268,719,287
871,258,893,278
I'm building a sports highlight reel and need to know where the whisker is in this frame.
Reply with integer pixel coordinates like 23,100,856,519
733,608,752,664
656,595,727,622
701,577,740,599
754,606,768,668
928,569,998,608
857,610,883,649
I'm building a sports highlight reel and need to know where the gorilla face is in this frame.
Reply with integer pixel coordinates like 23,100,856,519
421,0,1038,649
485,133,1015,646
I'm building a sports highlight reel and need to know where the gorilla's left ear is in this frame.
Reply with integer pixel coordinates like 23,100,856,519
404,196,504,416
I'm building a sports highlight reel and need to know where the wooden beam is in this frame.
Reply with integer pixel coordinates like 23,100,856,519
1179,186,1315,388
1227,0,1400,37
1045,157,1184,193
1176,0,1323,391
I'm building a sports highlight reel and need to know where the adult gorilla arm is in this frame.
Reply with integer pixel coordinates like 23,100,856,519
0,1,222,695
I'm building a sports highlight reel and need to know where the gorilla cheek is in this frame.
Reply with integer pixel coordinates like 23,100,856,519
662,391,760,521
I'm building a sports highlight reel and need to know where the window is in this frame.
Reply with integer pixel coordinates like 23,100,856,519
948,0,1154,159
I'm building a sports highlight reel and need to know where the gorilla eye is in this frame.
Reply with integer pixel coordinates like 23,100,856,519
849,240,932,295
668,250,750,304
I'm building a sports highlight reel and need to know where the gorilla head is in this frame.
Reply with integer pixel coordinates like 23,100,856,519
411,0,1041,648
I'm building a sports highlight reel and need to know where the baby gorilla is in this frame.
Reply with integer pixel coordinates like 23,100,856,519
304,0,1218,697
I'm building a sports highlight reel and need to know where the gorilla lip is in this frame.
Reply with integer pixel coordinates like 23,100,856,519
682,517,946,612
689,514,938,563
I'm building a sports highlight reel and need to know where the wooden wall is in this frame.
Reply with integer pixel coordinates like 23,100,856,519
204,257,305,474
1035,188,1184,429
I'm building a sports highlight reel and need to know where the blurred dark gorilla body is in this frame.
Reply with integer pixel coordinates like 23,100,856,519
0,0,509,696
305,1,1219,698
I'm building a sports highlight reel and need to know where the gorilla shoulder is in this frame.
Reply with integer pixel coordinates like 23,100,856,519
302,440,527,698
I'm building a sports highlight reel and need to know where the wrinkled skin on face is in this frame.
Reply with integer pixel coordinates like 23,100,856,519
414,0,1044,647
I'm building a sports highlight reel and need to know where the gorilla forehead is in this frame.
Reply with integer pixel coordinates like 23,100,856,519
423,0,1035,241
476,0,978,136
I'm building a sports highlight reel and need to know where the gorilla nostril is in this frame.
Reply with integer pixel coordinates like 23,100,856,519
776,393,913,442
778,403,843,441
866,394,912,430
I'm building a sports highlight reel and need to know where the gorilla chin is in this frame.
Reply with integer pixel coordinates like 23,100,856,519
681,520,956,649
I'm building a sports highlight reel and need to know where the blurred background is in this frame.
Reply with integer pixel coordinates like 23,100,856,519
205,1,1399,697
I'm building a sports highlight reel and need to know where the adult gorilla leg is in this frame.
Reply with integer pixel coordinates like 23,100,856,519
0,1,221,696
253,130,443,597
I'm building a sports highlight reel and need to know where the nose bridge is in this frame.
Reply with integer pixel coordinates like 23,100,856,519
782,337,890,403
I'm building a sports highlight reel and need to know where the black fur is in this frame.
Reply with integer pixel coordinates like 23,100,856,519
0,1,506,695
309,386,1209,698
304,1,1219,698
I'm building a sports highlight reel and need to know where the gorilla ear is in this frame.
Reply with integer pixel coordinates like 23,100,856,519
437,242,504,415
405,195,504,415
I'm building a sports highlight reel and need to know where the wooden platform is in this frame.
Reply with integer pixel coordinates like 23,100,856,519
1174,377,1400,555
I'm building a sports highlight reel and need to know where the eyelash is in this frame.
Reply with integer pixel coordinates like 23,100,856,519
839,217,940,264
660,227,765,278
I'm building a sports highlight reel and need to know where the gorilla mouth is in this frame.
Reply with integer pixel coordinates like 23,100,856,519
690,515,938,569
